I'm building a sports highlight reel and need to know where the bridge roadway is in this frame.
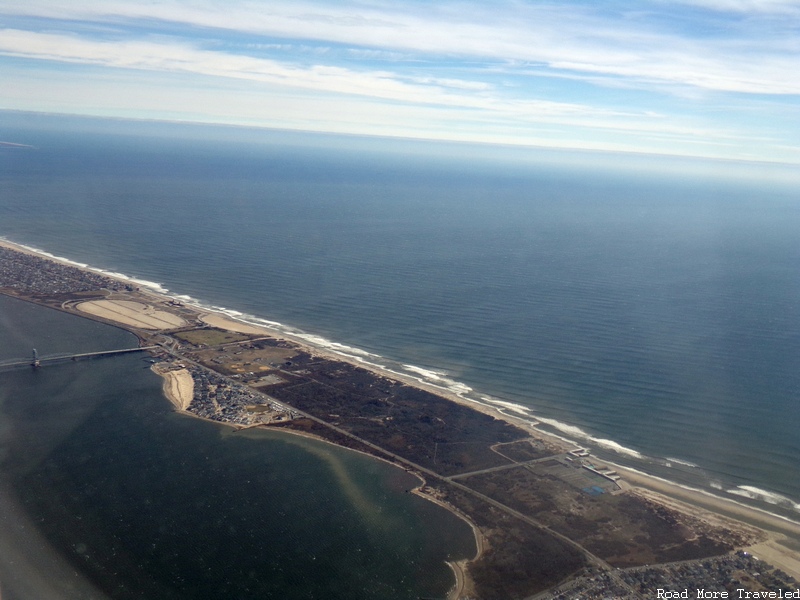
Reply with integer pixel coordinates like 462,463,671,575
0,346,158,369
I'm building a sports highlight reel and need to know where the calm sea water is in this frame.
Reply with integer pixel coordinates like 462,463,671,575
2,113,800,521
0,295,474,599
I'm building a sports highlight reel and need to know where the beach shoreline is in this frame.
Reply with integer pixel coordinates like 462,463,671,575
2,236,800,588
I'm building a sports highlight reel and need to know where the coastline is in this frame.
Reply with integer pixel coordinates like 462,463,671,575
2,236,800,588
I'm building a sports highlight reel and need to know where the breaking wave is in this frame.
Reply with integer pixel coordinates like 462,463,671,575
482,397,533,416
728,486,800,513
396,365,473,396
665,457,699,468
534,416,645,458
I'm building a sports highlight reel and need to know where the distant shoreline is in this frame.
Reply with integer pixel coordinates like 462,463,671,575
2,236,800,594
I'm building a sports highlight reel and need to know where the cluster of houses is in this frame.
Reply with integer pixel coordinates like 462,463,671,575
0,246,127,295
186,367,295,426
543,551,796,600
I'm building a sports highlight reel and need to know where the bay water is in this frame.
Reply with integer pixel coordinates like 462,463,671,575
0,295,475,598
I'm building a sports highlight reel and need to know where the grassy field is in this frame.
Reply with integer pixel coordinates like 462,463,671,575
173,328,256,347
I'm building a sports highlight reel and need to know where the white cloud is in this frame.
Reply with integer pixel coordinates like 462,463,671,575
1,1,799,162
0,28,652,124
0,22,786,141
4,1,799,95
665,0,800,14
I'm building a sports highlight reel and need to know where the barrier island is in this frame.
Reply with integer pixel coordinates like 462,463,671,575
2,239,799,600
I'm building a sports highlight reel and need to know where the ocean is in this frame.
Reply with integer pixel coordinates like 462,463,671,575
2,112,799,523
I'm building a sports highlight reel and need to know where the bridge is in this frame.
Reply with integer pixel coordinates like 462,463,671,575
0,346,158,369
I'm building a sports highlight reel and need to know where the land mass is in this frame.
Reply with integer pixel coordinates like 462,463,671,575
1,239,798,600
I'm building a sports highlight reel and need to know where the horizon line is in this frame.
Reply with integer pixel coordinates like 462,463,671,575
4,108,800,172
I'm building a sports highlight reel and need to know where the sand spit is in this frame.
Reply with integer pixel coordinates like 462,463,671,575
153,366,194,411
77,299,186,330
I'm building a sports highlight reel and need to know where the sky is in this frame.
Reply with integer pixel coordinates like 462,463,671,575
1,0,800,164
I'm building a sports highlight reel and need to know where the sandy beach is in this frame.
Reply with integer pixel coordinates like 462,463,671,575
153,366,194,411
200,313,269,335
746,540,800,579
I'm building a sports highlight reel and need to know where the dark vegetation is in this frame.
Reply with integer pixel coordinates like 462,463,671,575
437,485,586,599
271,417,399,461
261,356,527,476
464,466,738,567
492,438,562,462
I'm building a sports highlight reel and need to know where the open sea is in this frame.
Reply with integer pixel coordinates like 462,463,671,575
2,112,800,592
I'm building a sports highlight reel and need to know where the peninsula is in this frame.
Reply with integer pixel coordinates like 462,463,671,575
1,238,798,600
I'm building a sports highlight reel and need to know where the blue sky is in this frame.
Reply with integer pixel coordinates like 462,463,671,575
1,0,800,163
